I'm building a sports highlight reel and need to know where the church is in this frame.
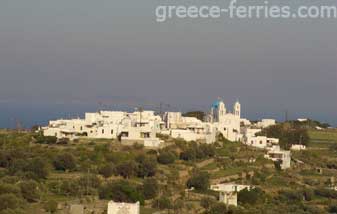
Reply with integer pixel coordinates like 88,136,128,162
208,99,242,142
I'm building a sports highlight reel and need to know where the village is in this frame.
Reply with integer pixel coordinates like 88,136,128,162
39,99,315,214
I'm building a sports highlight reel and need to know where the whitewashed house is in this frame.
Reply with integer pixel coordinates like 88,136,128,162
256,119,276,128
264,148,291,169
290,144,306,151
210,183,254,207
42,110,163,147
107,201,140,214
163,112,217,144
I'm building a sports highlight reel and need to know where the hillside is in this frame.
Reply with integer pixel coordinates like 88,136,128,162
0,128,337,213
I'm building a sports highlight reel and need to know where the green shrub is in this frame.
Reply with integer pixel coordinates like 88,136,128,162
142,178,158,200
19,180,40,202
44,200,58,213
53,153,76,171
186,171,210,191
157,151,176,165
98,180,144,205
238,188,265,205
152,197,172,210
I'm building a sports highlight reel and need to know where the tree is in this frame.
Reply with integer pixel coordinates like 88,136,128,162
258,123,309,149
53,153,76,171
142,178,158,200
25,158,50,179
157,151,176,165
183,111,205,121
136,157,157,178
98,164,114,178
186,171,210,191
238,188,265,205
19,180,40,202
9,157,49,179
98,180,144,205
180,148,196,161
115,161,137,179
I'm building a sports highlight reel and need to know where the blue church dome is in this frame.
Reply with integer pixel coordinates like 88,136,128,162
212,100,220,108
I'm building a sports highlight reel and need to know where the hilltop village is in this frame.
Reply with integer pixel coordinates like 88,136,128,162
1,99,336,214
42,99,292,171
39,99,307,213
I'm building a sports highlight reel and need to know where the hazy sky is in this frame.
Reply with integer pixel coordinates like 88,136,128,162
0,0,336,128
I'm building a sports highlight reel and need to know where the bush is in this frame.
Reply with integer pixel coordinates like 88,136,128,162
35,135,57,145
0,194,23,211
328,204,337,213
186,171,210,191
314,188,337,199
152,197,172,210
44,200,58,213
53,153,76,171
19,180,40,202
115,161,137,179
258,123,309,149
238,188,265,205
303,188,314,201
209,202,228,214
157,151,176,165
98,164,114,178
98,180,144,205
200,197,216,210
142,178,158,200
10,157,49,179
0,184,20,196
136,156,157,178
278,190,303,203
180,148,196,161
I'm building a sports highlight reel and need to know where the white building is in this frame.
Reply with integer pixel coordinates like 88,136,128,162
264,148,291,169
256,119,276,129
107,201,140,214
290,144,306,151
244,135,279,150
241,127,279,150
209,100,242,142
163,112,217,144
210,183,254,207
42,110,163,147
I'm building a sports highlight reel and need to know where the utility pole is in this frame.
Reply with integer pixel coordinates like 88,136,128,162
284,109,288,122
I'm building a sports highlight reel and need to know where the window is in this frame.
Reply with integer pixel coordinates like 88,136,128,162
102,129,104,134
111,129,113,134
121,132,129,137
141,132,150,138
259,141,263,144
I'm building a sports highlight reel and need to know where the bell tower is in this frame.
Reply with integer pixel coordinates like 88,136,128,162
233,100,241,118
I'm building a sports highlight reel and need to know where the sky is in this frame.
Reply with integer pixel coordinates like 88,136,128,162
0,0,336,128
